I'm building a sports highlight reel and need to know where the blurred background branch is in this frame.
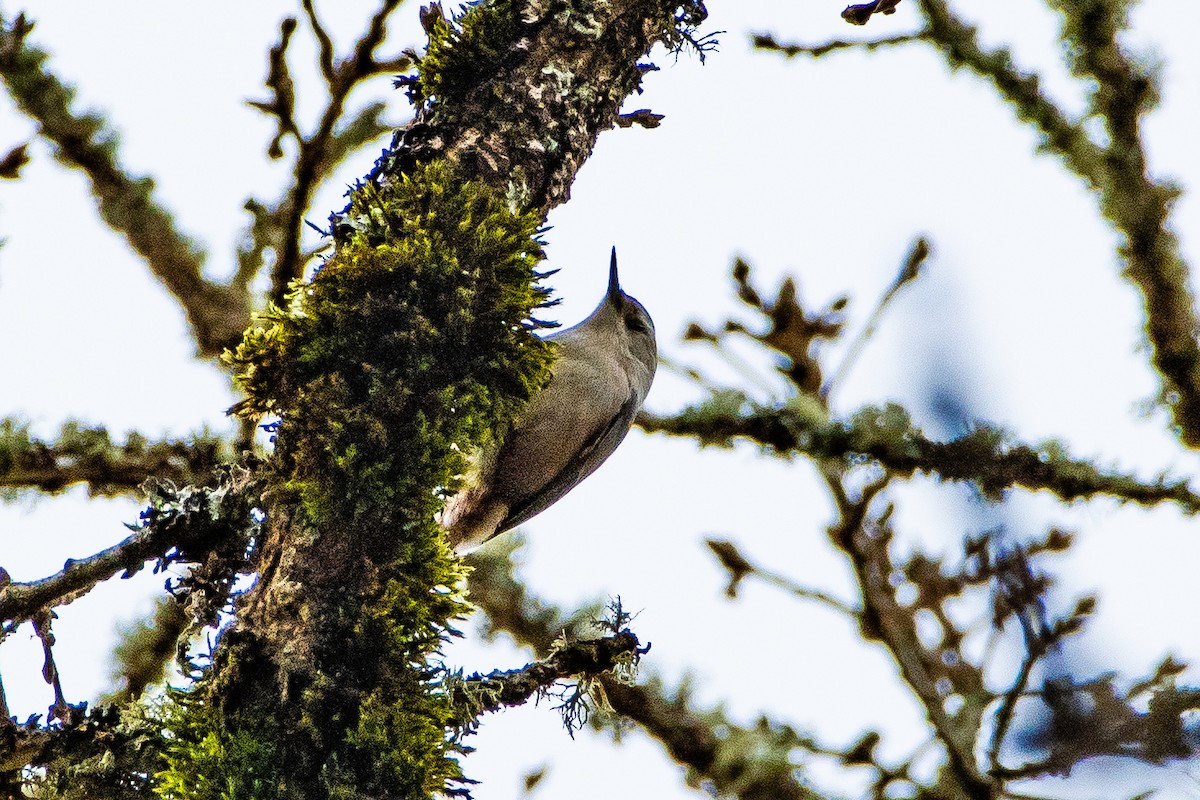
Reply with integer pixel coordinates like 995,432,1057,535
0,418,230,498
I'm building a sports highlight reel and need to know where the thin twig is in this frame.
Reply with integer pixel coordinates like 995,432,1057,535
268,0,408,304
302,0,336,84
753,31,926,59
987,644,1038,772
822,237,930,400
31,612,68,720
706,538,859,617
753,566,860,617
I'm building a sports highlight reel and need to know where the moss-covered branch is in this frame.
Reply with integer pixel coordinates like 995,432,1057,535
466,543,822,800
639,398,1200,512
0,13,251,358
0,466,258,635
448,629,644,729
905,0,1200,453
1,470,259,790
1,704,158,794
337,0,708,227
1048,0,1200,450
758,0,1200,448
0,418,230,498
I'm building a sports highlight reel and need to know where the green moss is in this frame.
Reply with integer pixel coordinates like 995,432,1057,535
155,685,283,800
230,160,554,526
412,3,522,108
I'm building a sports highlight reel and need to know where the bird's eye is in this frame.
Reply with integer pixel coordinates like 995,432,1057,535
625,314,651,335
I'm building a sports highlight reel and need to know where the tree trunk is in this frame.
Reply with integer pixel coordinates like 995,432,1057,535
178,3,709,798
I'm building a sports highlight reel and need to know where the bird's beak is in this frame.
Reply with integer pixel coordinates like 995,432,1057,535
607,246,622,305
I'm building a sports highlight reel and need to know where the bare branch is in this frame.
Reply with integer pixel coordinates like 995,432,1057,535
615,108,664,128
0,141,28,178
706,538,859,617
822,471,996,798
257,0,411,305
985,543,1069,772
30,611,70,722
247,17,301,159
753,30,925,59
232,100,393,294
823,237,929,400
301,0,336,84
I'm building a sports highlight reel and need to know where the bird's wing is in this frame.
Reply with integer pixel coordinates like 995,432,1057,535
492,391,641,539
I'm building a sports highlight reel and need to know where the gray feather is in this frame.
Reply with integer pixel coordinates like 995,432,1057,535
496,391,640,536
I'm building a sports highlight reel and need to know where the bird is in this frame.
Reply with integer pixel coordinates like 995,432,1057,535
442,247,657,552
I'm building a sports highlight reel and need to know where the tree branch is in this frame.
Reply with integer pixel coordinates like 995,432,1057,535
759,0,1200,447
448,629,645,729
0,466,258,633
200,3,713,797
752,30,926,59
465,543,821,800
705,538,859,616
913,0,1200,448
0,702,165,793
261,0,410,304
339,0,709,229
821,471,995,800
0,418,230,498
639,399,1200,512
0,13,252,358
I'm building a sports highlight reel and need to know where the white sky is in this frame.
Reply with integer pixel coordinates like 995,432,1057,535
1,1,1198,798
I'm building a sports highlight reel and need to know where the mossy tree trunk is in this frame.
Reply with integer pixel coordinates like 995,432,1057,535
162,3,708,799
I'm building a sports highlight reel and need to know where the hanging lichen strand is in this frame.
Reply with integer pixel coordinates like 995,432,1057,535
158,161,555,800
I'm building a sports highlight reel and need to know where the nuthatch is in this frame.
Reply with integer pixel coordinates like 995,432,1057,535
442,248,657,552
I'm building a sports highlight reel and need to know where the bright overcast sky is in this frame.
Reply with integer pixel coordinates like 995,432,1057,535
1,1,1198,798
